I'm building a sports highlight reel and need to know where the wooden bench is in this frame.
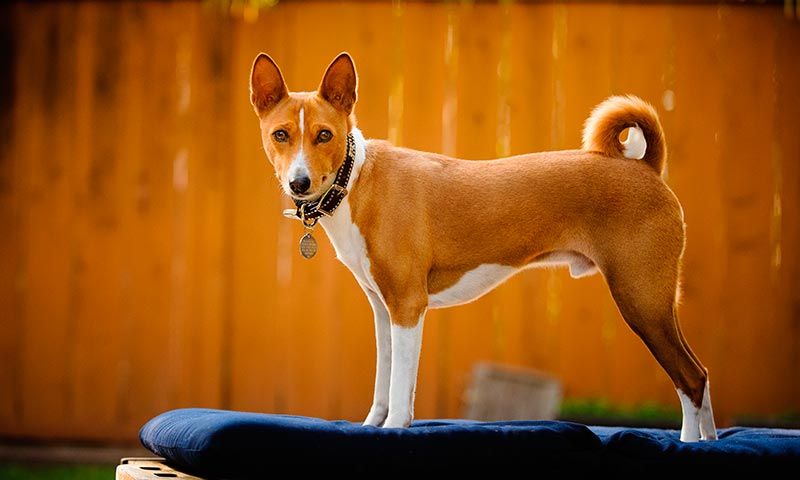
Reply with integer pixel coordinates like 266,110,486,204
116,458,201,480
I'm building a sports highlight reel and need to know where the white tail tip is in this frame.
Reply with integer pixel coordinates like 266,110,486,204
622,124,647,160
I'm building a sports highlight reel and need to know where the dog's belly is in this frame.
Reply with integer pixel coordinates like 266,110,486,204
428,264,517,308
427,251,597,309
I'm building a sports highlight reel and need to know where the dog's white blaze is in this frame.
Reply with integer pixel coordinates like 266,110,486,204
298,106,304,135
382,319,425,429
285,107,308,192
622,124,646,160
428,264,517,308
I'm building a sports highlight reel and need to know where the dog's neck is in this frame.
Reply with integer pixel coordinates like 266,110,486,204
316,127,372,273
344,126,367,194
316,126,367,230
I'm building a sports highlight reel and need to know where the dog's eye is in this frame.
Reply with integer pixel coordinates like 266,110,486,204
272,130,289,143
317,130,332,143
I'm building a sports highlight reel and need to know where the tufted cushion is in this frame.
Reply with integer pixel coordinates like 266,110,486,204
140,409,800,477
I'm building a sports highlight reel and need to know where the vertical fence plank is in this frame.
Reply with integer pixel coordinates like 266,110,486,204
121,0,182,430
13,3,77,437
773,11,800,416
111,1,147,434
179,3,234,411
0,3,21,435
717,6,779,418
228,5,285,415
71,1,132,437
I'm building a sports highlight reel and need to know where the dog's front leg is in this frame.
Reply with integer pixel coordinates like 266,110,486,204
382,304,426,429
362,288,391,426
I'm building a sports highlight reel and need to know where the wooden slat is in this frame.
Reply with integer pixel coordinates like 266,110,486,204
116,458,201,480
773,8,800,415
0,3,21,433
182,2,233,411
70,1,130,437
111,0,148,435
121,1,183,431
717,5,780,417
227,2,285,415
13,3,75,437
770,13,800,412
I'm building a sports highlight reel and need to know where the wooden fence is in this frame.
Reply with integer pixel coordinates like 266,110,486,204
1,1,798,441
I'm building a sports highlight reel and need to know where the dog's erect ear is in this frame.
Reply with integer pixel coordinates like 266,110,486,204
250,53,288,115
318,53,358,114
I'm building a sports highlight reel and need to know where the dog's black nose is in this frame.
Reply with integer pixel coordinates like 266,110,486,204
289,175,311,195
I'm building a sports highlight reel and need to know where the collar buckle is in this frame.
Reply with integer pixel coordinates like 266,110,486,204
316,184,348,217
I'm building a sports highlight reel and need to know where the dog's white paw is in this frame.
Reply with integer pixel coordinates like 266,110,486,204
381,413,412,429
362,404,388,427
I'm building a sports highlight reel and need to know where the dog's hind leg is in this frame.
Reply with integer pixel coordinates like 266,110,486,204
675,316,717,440
603,257,717,442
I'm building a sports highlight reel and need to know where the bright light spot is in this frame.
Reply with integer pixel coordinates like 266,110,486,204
662,90,675,112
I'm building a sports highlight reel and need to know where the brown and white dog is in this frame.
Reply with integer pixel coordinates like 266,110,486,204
250,52,717,441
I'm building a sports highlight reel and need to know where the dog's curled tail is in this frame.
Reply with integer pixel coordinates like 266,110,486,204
582,95,666,175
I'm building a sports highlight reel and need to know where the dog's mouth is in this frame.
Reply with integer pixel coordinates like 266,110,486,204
285,174,334,203
290,192,314,201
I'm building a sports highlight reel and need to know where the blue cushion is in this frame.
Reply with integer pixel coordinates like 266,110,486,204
140,409,800,477
140,408,603,476
590,425,800,471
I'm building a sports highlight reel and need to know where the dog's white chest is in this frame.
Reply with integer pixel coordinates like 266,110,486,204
319,199,378,293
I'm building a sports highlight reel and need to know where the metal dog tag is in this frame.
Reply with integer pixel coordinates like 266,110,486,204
299,231,318,259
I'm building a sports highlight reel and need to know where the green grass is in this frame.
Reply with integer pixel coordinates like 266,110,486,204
0,463,115,480
560,398,682,423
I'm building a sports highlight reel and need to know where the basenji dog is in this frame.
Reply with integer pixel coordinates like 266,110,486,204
249,52,717,441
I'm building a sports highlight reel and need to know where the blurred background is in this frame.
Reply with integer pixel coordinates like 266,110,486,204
1,0,799,465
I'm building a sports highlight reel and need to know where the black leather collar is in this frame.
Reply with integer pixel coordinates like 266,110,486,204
287,132,355,227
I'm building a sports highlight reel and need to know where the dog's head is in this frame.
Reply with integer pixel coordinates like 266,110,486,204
249,53,358,202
